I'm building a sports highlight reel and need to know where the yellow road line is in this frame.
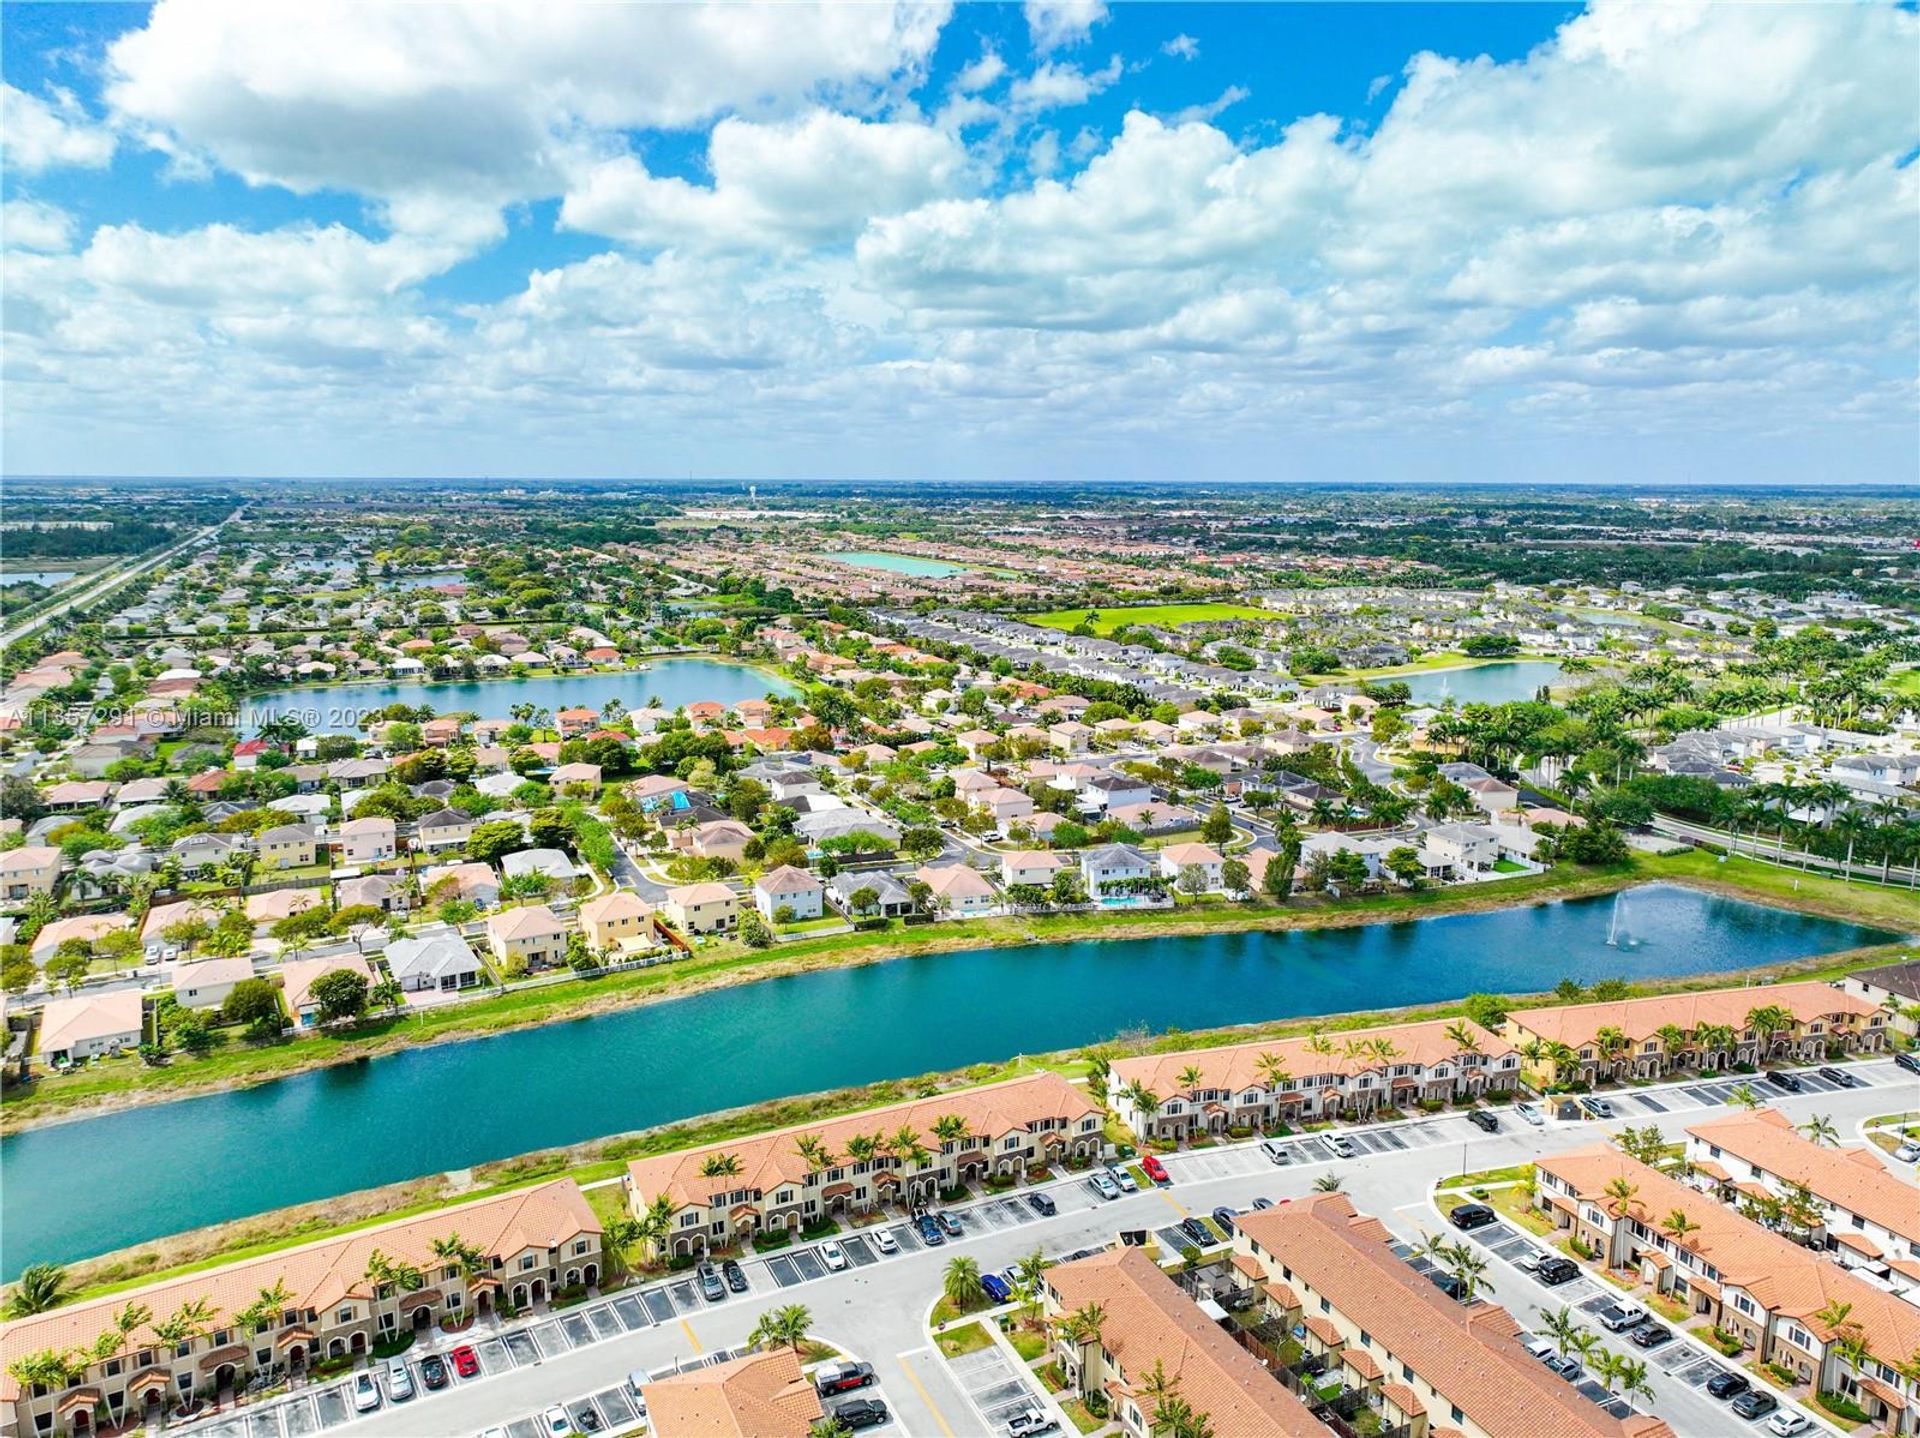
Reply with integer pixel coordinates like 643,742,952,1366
679,1317,702,1353
897,1355,958,1438
1158,1188,1190,1218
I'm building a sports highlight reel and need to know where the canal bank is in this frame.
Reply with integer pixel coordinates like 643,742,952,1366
0,875,1898,1275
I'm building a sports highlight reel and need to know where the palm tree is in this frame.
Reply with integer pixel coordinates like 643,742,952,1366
5,1349,78,1392
1542,1306,1586,1359
808,1419,853,1438
748,1302,813,1354
363,1248,424,1294
1602,1175,1641,1219
931,1114,968,1150
1592,1347,1627,1394
1745,1004,1795,1058
633,1194,676,1258
1727,1082,1761,1111
793,1136,836,1172
1177,1064,1205,1100
1444,1244,1489,1304
91,1301,154,1362
844,1131,884,1165
1124,1081,1162,1127
4,1264,70,1318
1137,1358,1182,1419
1660,1209,1702,1248
1013,1248,1048,1302
1798,1113,1839,1147
1254,1050,1291,1092
1444,1020,1482,1055
1311,1174,1345,1193
1568,1327,1601,1370
1053,1300,1107,1362
1617,1356,1655,1409
1305,1029,1335,1059
369,977,404,1015
700,1152,744,1178
943,1256,984,1310
889,1124,931,1171
233,1279,293,1331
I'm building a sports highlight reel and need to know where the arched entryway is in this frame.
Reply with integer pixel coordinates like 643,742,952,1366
411,1307,431,1331
512,1283,530,1308
213,1364,237,1395
349,1333,368,1355
328,1338,348,1359
583,1263,599,1288
530,1278,547,1304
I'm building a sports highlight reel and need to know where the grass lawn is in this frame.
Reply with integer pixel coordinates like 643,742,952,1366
1493,859,1529,874
934,1321,994,1358
1060,1398,1105,1434
1023,603,1273,636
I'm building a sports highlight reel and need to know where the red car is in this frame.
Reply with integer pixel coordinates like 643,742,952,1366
1141,1154,1169,1185
450,1345,479,1379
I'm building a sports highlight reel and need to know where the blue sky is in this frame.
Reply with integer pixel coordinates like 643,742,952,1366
2,1,1914,483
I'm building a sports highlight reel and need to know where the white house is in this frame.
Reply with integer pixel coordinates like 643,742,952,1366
1158,842,1225,891
1081,843,1155,894
752,865,825,921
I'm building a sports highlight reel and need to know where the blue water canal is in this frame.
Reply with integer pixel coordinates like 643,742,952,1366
1398,660,1571,704
0,884,1893,1273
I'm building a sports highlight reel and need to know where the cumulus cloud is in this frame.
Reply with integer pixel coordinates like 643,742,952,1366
1023,0,1108,52
1163,34,1200,61
1008,56,1123,115
1165,86,1250,127
2,199,77,253
2,84,116,174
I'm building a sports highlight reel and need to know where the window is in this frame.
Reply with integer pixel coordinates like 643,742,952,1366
574,1239,591,1254
520,1255,537,1270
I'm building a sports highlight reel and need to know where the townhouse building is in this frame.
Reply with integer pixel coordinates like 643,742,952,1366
0,1181,601,1438
625,1073,1102,1260
641,1348,823,1438
1232,1194,1674,1438
1506,982,1886,1086
1108,1018,1519,1141
1535,1147,1920,1431
1685,1108,1920,1283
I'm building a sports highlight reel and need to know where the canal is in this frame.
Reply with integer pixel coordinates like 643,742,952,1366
0,884,1892,1272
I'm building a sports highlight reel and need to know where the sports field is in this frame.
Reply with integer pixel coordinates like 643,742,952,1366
1025,602,1273,636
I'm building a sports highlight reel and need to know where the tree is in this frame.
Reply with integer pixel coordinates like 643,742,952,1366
1799,1113,1839,1147
699,1152,742,1178
1659,1209,1702,1248
748,1302,813,1354
42,948,92,994
1220,858,1250,896
1260,839,1298,901
1727,1082,1761,1111
943,1255,984,1310
900,827,945,862
309,967,370,1024
1542,1306,1588,1359
1311,1173,1345,1192
1200,803,1232,847
4,1264,70,1318
738,908,773,948
1384,845,1426,888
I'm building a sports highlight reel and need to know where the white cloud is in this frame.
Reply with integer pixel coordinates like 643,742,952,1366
1008,56,1122,115
2,84,116,174
80,223,467,307
2,199,77,253
1165,86,1250,127
1162,35,1200,61
1023,0,1108,52
955,49,1007,94
560,110,970,250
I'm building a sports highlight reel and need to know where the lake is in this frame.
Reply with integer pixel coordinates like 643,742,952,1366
821,551,972,578
1401,660,1571,704
0,883,1891,1273
242,657,799,731
0,569,76,588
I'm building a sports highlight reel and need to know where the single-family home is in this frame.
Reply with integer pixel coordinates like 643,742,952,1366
484,905,566,971
169,956,254,1010
279,954,377,1028
385,932,485,993
1078,772,1152,814
414,807,475,851
751,866,824,922
578,891,658,954
1001,850,1065,888
256,823,319,870
1081,843,1155,895
1420,821,1502,876
550,762,602,790
663,882,739,935
36,990,144,1064
0,847,62,903
422,861,501,908
682,819,754,862
337,872,408,914
29,913,130,963
336,815,398,865
825,870,914,918
1158,841,1225,891
915,863,998,916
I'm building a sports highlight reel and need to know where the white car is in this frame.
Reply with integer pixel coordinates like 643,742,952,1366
1514,1103,1543,1127
1766,1414,1812,1437
1106,1165,1138,1193
872,1228,898,1254
543,1405,572,1437
1006,1408,1061,1438
1087,1171,1120,1201
352,1373,381,1414
1893,1142,1920,1164
820,1240,849,1272
384,1358,414,1402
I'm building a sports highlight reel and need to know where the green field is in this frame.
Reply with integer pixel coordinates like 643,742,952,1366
1025,602,1272,635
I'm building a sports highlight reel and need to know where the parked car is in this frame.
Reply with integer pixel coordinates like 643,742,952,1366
1260,1139,1290,1164
1250,1197,1276,1211
1765,1070,1802,1092
698,1261,726,1301
1546,1356,1584,1382
1514,1102,1543,1127
451,1345,479,1379
873,1227,900,1253
1520,1335,1556,1362
980,1273,1012,1303
1598,1303,1646,1333
1895,1051,1920,1076
1535,1257,1580,1286
815,1361,877,1396
1319,1133,1356,1159
832,1398,890,1430
722,1258,748,1292
352,1373,381,1414
1106,1164,1138,1193
1027,1191,1057,1217
1467,1109,1500,1133
1579,1096,1614,1120
1179,1216,1214,1247
542,1406,571,1437
1087,1171,1120,1201
1705,1371,1750,1400
1140,1154,1169,1184
627,1369,653,1399
1629,1322,1673,1349
385,1358,415,1402
937,1210,963,1238
1006,1407,1061,1438
1765,1413,1811,1436
420,1354,449,1391
1515,1250,1547,1273
1893,1141,1920,1164
1211,1206,1238,1236
917,1214,944,1246
820,1241,849,1272
1817,1065,1858,1087
1428,1271,1468,1300
577,1408,603,1433
1448,1203,1497,1231
1731,1390,1779,1419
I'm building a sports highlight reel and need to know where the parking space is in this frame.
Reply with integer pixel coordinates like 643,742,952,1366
948,1343,1048,1433
792,1248,826,1282
842,1233,880,1267
766,1253,804,1287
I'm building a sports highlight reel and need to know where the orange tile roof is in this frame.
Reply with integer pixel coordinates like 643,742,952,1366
642,1348,823,1438
1508,981,1875,1047
1237,1194,1673,1438
1685,1107,1920,1243
1047,1247,1322,1437
1111,1017,1510,1094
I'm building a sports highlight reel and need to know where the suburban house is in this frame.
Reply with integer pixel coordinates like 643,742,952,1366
336,815,398,866
0,1181,602,1438
0,847,61,903
484,905,566,971
976,786,1033,831
1078,772,1152,814
1505,982,1886,1085
1419,821,1502,876
1839,959,1920,1036
625,1073,1102,1259
1536,1146,1920,1427
662,882,738,935
1230,1194,1675,1438
1684,1107,1920,1279
681,819,754,862
751,866,824,921
28,913,130,963
35,990,144,1065
414,807,475,851
169,957,253,1011
914,863,997,916
1108,1018,1519,1140
501,848,575,885
825,870,913,918
384,932,485,994
280,955,377,1028
421,861,501,908
578,891,658,954
640,1348,822,1438
255,823,319,871
1460,775,1520,816
1081,843,1155,895
336,873,407,914
1158,841,1225,891
1000,850,1065,887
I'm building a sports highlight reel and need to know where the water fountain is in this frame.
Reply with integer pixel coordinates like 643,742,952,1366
1604,893,1637,949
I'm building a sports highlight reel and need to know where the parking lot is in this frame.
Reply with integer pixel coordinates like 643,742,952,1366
946,1343,1058,1434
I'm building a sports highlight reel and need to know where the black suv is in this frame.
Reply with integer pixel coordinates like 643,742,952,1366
832,1399,890,1430
1765,1069,1802,1092
1449,1203,1497,1231
1535,1257,1580,1286
1027,1191,1057,1217
1817,1066,1858,1088
722,1259,748,1293
1179,1217,1214,1247
1427,1271,1468,1300
1730,1390,1779,1420
1467,1109,1500,1133
1705,1371,1750,1400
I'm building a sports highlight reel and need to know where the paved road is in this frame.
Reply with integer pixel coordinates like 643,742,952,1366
314,1059,1911,1438
0,505,242,649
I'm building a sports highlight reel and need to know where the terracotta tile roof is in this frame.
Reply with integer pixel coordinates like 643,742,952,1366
642,1348,823,1438
1237,1194,1672,1438
280,954,375,1013
1047,1247,1322,1437
36,990,143,1052
0,1180,599,1401
1685,1107,1920,1243
628,1072,1099,1211
1111,1017,1511,1094
1508,981,1875,1047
